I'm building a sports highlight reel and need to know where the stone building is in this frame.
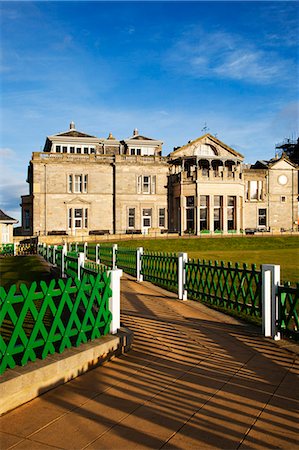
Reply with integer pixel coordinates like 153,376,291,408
19,123,298,237
20,123,168,237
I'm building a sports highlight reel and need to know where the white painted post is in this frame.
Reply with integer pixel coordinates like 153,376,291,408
14,242,18,256
136,247,143,282
84,242,88,258
78,252,85,280
178,252,188,300
262,264,281,340
61,244,67,278
75,242,78,252
108,269,123,334
53,245,57,265
112,244,118,269
46,245,49,261
96,244,100,264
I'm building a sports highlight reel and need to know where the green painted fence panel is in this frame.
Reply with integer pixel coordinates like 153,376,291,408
278,282,299,341
116,247,136,276
141,251,178,292
185,259,262,319
0,273,112,374
0,244,14,256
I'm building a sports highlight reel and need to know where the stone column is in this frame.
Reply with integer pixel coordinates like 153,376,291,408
223,195,228,233
209,195,214,232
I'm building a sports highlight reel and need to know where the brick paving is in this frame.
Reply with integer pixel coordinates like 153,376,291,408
1,275,298,449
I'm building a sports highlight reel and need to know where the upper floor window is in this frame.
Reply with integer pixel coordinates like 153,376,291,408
76,147,82,154
246,180,263,201
68,174,88,193
62,146,67,153
56,145,61,153
137,175,156,194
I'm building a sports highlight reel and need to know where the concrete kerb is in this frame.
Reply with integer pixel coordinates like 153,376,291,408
0,327,133,416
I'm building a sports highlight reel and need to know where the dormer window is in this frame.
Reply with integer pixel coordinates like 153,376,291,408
56,145,61,153
76,147,81,154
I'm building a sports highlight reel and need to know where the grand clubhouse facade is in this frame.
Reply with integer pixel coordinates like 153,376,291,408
19,122,298,237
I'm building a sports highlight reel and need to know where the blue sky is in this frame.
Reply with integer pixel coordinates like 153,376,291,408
0,1,298,221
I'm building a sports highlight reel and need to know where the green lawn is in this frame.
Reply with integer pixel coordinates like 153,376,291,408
112,236,299,284
0,256,55,291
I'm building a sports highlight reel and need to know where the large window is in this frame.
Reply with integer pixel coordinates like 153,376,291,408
128,208,135,228
186,196,195,232
68,174,88,193
227,196,236,230
68,208,88,229
214,195,223,231
200,195,209,230
137,175,156,194
159,208,166,227
258,208,267,227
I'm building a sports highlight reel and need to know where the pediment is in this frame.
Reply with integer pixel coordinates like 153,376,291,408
269,158,297,170
170,134,243,160
64,197,91,205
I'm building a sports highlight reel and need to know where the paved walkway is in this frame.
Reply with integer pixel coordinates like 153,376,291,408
1,275,298,449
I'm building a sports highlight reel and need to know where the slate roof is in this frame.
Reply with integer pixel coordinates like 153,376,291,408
0,209,18,223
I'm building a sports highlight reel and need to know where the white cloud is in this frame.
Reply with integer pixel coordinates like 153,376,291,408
166,29,295,85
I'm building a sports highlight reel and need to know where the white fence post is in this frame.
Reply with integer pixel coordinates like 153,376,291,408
262,264,281,340
112,244,118,269
78,252,85,280
46,245,49,261
178,252,188,300
75,242,78,252
14,242,18,256
84,242,88,258
108,269,123,334
62,244,67,278
96,244,100,264
137,247,143,282
53,245,57,265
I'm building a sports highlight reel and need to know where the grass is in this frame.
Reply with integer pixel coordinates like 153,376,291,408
0,256,55,291
110,235,299,284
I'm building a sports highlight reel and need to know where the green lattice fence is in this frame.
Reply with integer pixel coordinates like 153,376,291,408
277,282,299,341
185,259,262,320
0,244,14,256
116,247,136,276
65,252,79,279
99,245,113,268
141,252,178,292
77,243,85,253
87,244,97,262
83,260,108,275
0,273,112,374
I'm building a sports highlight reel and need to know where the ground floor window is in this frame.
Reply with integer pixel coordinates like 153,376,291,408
159,208,166,227
214,195,223,230
68,208,88,229
186,196,195,232
200,195,209,230
142,208,152,228
128,208,135,228
227,196,236,230
258,208,267,227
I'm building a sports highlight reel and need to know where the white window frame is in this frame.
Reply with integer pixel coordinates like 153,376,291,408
128,208,135,228
137,175,156,194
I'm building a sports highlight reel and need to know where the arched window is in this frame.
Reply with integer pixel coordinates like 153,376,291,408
194,144,217,156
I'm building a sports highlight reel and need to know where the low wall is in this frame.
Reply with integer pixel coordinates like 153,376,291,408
0,327,133,416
